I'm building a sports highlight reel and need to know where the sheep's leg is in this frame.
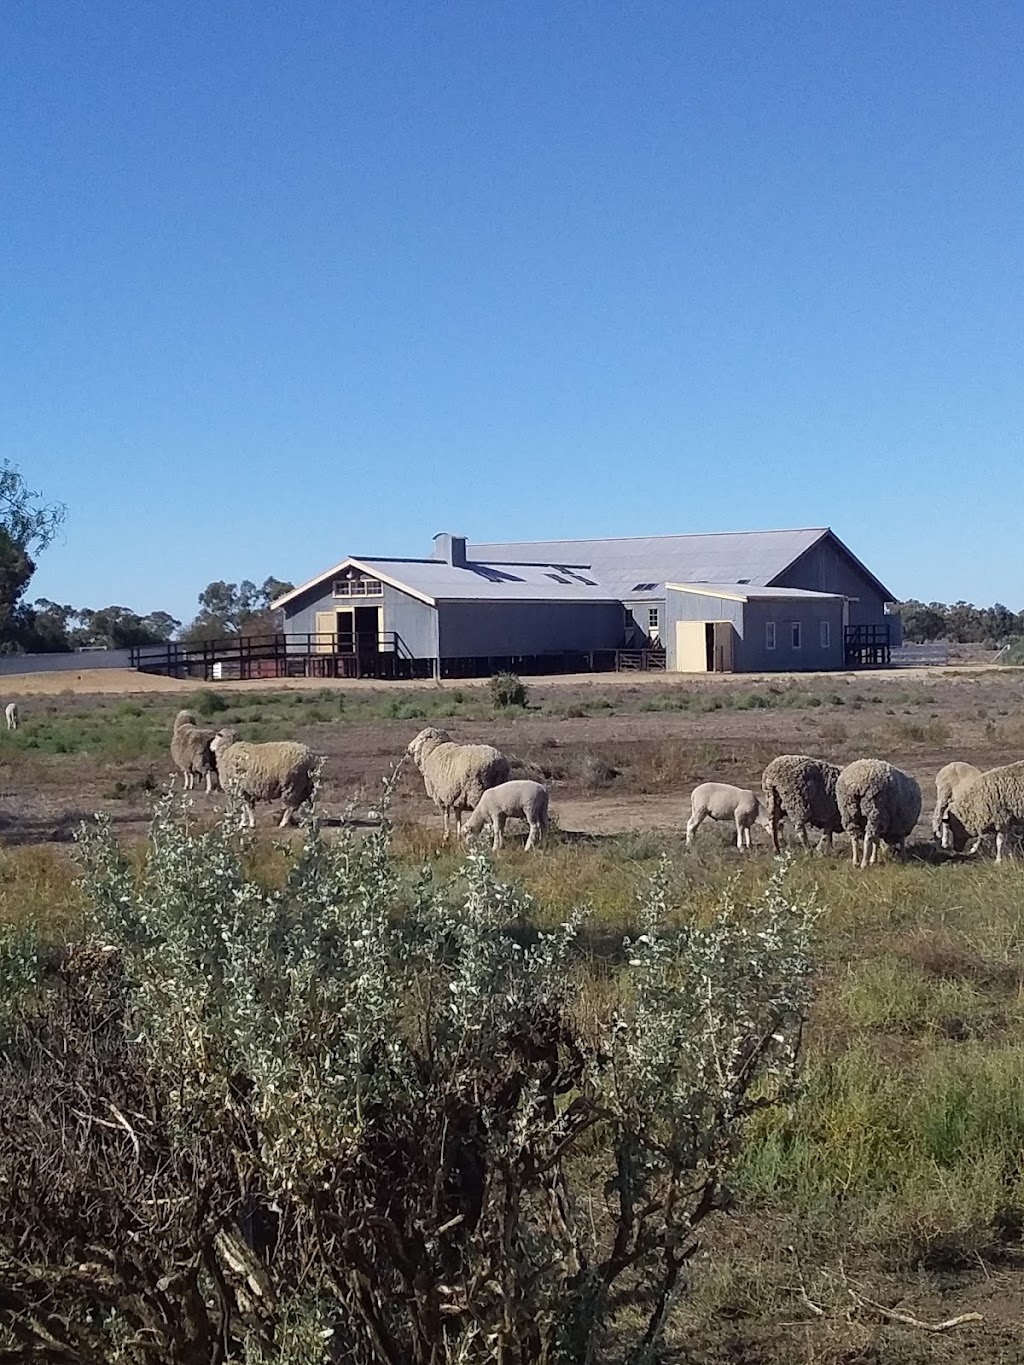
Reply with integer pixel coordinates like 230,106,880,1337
817,829,833,855
205,771,215,794
770,809,783,854
795,824,811,852
849,833,860,865
525,819,538,851
996,830,1007,863
495,813,506,851
685,811,704,846
246,801,257,829
734,816,744,851
742,824,751,850
441,807,451,841
279,806,295,828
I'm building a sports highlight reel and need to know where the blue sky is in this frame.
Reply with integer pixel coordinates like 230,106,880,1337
3,1,1022,624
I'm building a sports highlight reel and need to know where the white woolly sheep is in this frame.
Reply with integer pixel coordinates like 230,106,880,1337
406,727,510,839
836,758,922,867
946,760,1024,863
932,761,982,848
4,702,17,732
210,729,322,828
761,755,842,854
461,779,549,851
170,709,220,794
686,782,761,851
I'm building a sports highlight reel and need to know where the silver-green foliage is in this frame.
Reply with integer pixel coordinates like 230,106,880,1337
65,800,817,1363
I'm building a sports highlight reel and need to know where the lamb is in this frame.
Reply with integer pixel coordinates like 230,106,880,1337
171,709,220,794
945,760,1024,863
835,759,922,867
932,761,982,848
4,702,17,732
210,729,322,828
685,782,762,851
761,755,842,854
461,779,549,851
406,727,510,839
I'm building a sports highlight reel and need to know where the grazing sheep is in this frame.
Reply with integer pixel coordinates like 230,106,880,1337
171,709,220,794
932,761,982,848
406,727,510,839
836,759,922,867
210,729,321,828
4,702,17,732
461,779,549,851
946,760,1024,863
761,755,842,854
686,782,761,851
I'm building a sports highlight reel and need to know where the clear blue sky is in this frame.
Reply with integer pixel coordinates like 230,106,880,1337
3,1,1022,624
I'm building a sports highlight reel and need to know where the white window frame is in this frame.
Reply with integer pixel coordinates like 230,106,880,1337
765,621,776,651
647,607,659,630
332,580,351,598
820,620,831,649
791,622,802,650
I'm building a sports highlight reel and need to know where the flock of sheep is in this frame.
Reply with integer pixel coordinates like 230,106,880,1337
170,711,1024,867
0,702,1005,865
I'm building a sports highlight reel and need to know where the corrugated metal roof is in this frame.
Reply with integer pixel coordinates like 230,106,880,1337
667,582,846,603
467,529,830,599
359,559,617,604
273,556,618,609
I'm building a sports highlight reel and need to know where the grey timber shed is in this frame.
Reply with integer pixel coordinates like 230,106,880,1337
272,534,625,676
470,527,900,657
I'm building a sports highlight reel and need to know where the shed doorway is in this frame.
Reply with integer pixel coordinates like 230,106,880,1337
314,607,382,655
674,620,735,672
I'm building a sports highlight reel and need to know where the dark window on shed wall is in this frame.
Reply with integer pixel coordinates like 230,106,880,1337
791,622,802,649
765,621,776,650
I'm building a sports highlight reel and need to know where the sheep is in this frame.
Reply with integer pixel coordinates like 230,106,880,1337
945,760,1024,863
4,702,17,732
932,761,982,849
210,729,322,828
461,779,549,851
835,759,922,867
761,755,842,854
406,727,510,839
171,709,220,794
685,782,762,851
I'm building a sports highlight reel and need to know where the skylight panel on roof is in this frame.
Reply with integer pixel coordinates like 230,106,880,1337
631,581,658,592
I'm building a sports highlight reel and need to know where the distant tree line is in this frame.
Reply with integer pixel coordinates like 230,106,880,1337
895,600,1024,646
16,577,295,654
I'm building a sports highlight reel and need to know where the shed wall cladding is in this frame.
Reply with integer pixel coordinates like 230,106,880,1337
622,597,661,644
774,538,887,627
741,598,844,672
437,600,624,659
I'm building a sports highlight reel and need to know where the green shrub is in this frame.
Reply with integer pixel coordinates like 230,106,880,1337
489,671,529,708
0,805,816,1364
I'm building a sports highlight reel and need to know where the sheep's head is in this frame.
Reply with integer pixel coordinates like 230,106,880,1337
210,728,238,755
174,709,199,729
406,726,451,765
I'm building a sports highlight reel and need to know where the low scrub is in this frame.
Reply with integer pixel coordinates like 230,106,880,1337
0,799,816,1364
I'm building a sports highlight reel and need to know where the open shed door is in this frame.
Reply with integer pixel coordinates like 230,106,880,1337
674,620,736,673
711,621,735,672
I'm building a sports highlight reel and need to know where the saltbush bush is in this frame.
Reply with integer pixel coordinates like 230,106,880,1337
0,796,816,1364
489,671,529,708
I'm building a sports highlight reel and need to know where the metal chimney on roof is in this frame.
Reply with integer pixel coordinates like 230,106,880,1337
432,532,467,567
